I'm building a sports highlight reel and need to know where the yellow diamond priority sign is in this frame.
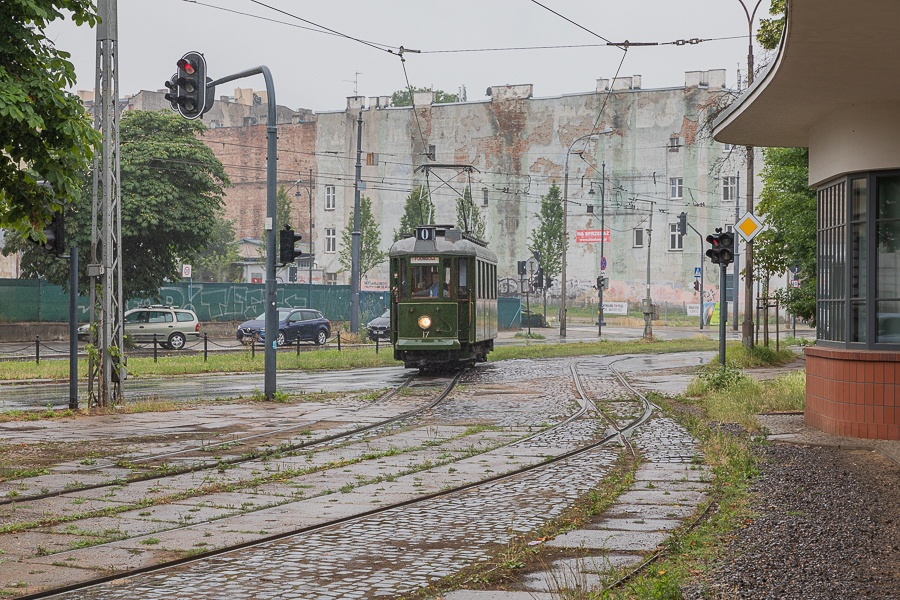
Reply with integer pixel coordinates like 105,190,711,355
736,211,764,242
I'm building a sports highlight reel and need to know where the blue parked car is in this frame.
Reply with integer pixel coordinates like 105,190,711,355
237,308,331,346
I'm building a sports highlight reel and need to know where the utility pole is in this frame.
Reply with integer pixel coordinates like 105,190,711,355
733,172,740,331
643,200,654,340
89,0,124,407
308,167,314,307
350,110,363,333
737,0,763,348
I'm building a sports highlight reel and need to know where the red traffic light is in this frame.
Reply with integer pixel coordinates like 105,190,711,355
177,58,195,75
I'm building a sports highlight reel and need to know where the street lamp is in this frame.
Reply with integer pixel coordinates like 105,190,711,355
560,128,613,338
294,169,314,307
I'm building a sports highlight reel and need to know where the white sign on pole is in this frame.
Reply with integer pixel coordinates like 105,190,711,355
182,264,192,278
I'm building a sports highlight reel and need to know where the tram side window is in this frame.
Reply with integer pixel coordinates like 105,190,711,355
444,258,453,298
458,259,468,297
477,261,483,299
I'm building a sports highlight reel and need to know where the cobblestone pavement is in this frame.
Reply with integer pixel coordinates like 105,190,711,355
15,353,709,599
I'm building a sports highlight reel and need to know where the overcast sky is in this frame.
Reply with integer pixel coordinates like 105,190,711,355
47,0,770,113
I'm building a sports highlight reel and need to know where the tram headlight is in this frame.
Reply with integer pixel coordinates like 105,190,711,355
418,315,432,330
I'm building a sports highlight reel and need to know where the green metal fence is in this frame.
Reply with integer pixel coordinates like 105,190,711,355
0,279,522,328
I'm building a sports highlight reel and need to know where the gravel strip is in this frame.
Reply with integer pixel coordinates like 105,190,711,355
686,443,900,599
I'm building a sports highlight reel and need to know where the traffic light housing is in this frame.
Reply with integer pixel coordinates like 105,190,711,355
164,51,207,120
517,261,527,276
278,226,303,265
706,229,735,266
43,213,65,256
534,268,544,289
677,212,687,236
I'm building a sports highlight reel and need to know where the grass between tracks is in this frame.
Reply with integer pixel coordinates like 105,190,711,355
407,345,806,599
593,353,805,599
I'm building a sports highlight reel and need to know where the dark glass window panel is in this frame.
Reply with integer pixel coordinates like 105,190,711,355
877,301,900,343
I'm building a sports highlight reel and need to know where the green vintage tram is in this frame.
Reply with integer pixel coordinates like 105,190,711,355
389,225,498,370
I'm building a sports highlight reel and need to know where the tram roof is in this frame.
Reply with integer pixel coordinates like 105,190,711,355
389,229,497,262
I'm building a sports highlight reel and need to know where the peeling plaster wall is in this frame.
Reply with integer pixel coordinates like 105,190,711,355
204,70,764,305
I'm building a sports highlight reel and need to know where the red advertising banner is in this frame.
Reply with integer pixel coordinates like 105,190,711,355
576,229,610,243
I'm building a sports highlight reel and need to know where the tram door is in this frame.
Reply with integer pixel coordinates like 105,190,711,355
458,258,471,341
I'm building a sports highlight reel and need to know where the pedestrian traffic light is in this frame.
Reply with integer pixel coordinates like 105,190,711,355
518,261,527,276
545,276,553,288
706,228,734,266
164,51,207,120
43,213,65,256
278,226,303,265
534,268,544,289
693,280,700,292
677,212,687,236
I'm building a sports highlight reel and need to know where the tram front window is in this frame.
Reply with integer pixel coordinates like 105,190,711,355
412,264,450,298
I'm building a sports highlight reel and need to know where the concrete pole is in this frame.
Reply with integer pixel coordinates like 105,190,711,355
350,111,363,333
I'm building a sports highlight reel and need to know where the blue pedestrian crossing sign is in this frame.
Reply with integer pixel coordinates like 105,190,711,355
694,267,702,278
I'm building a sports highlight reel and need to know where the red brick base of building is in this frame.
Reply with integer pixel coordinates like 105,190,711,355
805,346,900,440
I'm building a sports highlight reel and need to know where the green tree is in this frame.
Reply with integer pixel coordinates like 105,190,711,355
3,110,231,299
338,195,387,276
528,182,565,283
193,214,242,282
0,0,100,234
756,147,817,323
456,186,486,239
756,0,786,50
390,87,459,107
394,186,434,241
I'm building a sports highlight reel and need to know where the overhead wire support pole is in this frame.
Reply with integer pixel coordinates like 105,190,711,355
737,0,763,349
209,65,279,400
351,110,363,333
734,172,741,331
90,0,123,407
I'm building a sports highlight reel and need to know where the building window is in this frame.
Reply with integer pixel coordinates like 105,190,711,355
482,188,489,206
669,223,683,251
723,143,734,152
587,204,594,214
325,272,337,285
668,137,680,152
325,185,336,210
817,179,847,343
325,228,336,253
633,228,644,248
670,177,683,199
723,176,738,202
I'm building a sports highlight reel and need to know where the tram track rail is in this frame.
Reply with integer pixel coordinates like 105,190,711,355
11,357,660,600
0,372,462,509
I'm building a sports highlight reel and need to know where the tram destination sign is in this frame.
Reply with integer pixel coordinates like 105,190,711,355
410,256,440,264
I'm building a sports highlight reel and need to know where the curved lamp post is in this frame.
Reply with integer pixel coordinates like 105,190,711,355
560,128,613,338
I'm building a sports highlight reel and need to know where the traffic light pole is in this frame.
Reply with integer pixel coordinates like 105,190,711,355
719,262,728,366
207,65,278,399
